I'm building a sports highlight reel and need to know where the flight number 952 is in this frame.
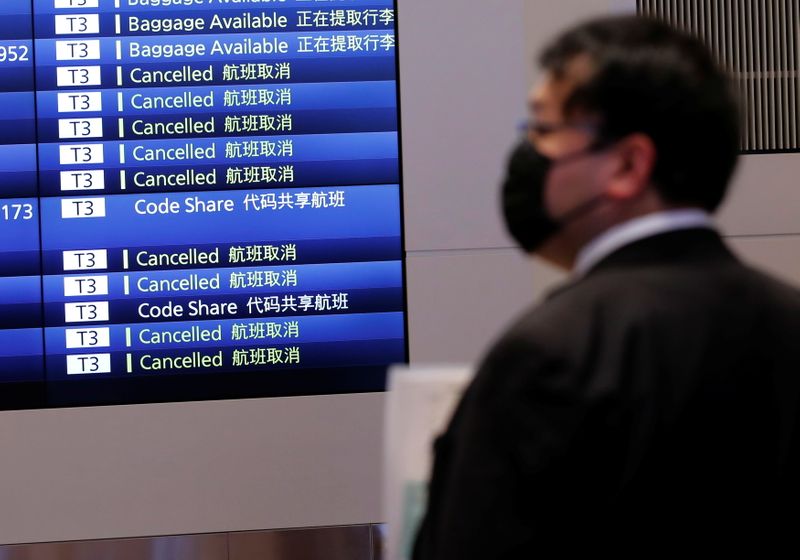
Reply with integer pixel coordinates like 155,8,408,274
1,204,34,220
0,45,30,63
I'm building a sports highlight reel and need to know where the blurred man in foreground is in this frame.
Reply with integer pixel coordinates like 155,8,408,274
413,15,800,557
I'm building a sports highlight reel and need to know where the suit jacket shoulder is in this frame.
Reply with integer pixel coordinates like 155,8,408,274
413,230,800,558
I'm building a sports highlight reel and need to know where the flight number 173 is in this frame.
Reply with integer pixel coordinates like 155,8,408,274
1,203,34,220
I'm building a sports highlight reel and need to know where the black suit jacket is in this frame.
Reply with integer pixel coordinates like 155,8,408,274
413,229,800,557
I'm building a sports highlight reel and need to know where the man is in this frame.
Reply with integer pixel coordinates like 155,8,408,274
413,15,800,557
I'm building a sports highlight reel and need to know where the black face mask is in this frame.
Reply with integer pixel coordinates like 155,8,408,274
501,139,608,253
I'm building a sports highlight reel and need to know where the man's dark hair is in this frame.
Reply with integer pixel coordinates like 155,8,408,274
540,15,740,212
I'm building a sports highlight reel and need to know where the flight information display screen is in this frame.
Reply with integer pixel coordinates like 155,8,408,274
0,0,405,409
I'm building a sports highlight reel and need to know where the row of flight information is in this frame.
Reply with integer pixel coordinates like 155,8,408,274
0,0,406,409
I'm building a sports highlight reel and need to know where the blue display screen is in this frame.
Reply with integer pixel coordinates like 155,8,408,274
0,0,406,409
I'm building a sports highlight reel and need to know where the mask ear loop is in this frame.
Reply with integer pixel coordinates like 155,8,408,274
549,134,619,225
518,118,612,165
554,191,609,224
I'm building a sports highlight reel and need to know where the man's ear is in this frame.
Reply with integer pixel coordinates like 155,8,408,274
605,133,657,200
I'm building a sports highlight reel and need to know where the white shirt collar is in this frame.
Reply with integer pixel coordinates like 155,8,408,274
574,209,716,277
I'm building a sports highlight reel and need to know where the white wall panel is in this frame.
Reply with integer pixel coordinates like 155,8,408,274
406,249,565,364
0,394,384,545
719,154,800,236
728,234,800,286
399,1,527,251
